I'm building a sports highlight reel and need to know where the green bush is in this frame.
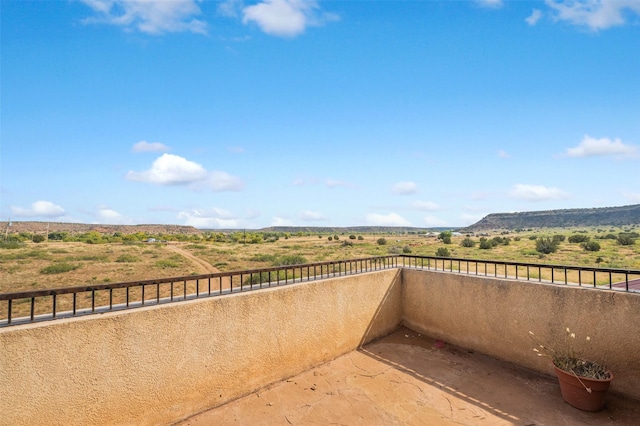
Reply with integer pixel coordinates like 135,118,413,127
115,254,140,263
333,235,339,241
328,236,333,241
479,238,493,250
276,255,307,266
435,247,450,257
617,234,637,246
0,241,24,249
460,237,476,248
568,235,590,243
536,237,559,254
155,259,180,268
552,235,566,243
377,238,387,245
438,231,452,244
32,235,46,243
357,236,364,240
582,241,601,252
402,245,412,254
349,235,356,240
40,262,80,274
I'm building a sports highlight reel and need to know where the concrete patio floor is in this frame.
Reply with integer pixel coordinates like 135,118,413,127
177,327,638,425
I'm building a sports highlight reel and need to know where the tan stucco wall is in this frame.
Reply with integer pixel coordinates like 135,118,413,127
402,269,640,401
0,269,401,426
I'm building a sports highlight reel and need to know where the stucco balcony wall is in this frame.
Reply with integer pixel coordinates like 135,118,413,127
401,268,640,402
0,269,402,426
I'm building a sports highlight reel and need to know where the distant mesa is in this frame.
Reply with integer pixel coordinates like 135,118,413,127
4,204,640,235
461,204,640,232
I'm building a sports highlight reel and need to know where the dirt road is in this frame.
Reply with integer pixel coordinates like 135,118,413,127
165,244,219,274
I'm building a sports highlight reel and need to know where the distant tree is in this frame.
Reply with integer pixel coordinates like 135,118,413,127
32,235,45,243
438,231,452,244
328,236,333,241
349,235,356,240
357,235,364,240
377,238,387,245
333,234,339,241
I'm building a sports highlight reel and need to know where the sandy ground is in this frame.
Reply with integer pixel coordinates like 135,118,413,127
177,327,638,426
165,244,220,274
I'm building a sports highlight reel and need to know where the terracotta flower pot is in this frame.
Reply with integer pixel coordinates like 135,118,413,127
553,365,613,412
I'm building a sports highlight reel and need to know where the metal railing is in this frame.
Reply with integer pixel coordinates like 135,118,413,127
399,255,640,291
0,255,398,327
2,255,638,327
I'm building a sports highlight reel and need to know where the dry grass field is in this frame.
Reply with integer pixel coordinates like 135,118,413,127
1,228,638,320
2,227,639,296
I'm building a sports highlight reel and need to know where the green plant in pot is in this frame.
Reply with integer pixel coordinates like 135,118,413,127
529,328,612,412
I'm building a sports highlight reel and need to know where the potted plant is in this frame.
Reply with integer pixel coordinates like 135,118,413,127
529,328,613,412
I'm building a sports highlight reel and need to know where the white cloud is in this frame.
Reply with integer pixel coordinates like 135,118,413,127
477,0,503,8
365,212,411,227
423,215,447,227
325,178,354,189
126,154,244,191
271,216,294,226
177,208,239,228
127,154,208,185
132,140,170,153
621,191,640,203
80,0,207,34
565,135,637,158
392,181,418,195
10,201,65,218
526,9,543,25
241,0,338,37
498,149,510,159
299,210,326,221
545,0,640,30
460,213,484,226
508,184,569,202
207,171,245,191
95,207,133,225
412,200,440,211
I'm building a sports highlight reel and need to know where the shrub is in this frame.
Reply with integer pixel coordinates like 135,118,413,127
582,241,601,252
115,254,140,263
552,235,566,243
328,236,333,241
349,235,356,240
40,262,80,274
460,237,476,247
617,234,637,246
479,238,493,250
341,240,353,247
568,235,590,243
528,235,538,240
32,235,45,243
357,236,364,240
435,247,450,257
402,245,412,254
536,237,559,254
155,259,180,268
333,235,339,241
276,255,306,266
0,241,24,249
438,231,452,244
377,238,387,245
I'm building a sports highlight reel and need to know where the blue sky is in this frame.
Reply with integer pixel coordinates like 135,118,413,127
1,0,639,229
